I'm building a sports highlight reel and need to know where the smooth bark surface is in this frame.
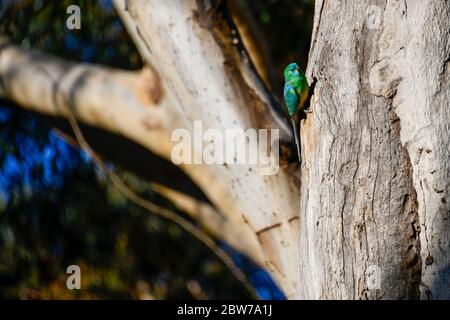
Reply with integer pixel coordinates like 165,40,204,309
113,0,302,297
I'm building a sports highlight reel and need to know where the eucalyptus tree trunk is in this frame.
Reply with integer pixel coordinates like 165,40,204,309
300,0,449,299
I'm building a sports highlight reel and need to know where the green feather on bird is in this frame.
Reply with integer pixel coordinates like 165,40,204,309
283,62,309,163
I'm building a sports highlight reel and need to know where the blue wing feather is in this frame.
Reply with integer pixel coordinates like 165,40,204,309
284,83,299,116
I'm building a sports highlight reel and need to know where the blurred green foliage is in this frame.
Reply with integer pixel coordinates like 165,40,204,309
252,0,314,64
0,154,250,299
240,0,314,96
0,0,142,68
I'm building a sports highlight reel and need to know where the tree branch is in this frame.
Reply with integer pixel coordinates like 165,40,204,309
0,39,265,267
113,0,303,298
0,38,172,160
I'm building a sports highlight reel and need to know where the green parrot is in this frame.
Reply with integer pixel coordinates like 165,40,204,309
283,62,309,163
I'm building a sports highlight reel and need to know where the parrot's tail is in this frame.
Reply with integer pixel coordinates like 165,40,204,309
291,116,301,164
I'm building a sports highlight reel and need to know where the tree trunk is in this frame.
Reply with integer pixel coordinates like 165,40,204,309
300,0,449,299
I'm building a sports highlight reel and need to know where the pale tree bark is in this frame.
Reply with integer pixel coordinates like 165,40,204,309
112,0,302,298
301,0,449,299
0,0,449,300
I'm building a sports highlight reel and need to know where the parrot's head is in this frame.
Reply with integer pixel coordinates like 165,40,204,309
284,62,301,81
